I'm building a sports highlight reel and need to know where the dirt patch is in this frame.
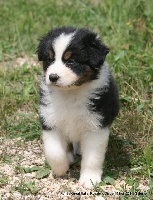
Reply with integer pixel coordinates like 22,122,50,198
0,54,40,69
0,138,149,200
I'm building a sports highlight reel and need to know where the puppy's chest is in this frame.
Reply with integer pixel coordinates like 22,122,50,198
51,92,98,138
53,93,88,124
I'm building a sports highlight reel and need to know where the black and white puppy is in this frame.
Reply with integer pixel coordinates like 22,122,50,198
37,27,119,189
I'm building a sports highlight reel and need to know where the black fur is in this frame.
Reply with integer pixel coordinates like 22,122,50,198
89,74,119,127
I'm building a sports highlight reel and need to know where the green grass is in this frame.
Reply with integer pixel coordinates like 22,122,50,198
0,0,153,199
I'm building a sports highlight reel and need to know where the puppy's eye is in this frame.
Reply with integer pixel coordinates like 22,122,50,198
67,59,75,64
46,58,54,65
48,57,54,62
50,58,55,63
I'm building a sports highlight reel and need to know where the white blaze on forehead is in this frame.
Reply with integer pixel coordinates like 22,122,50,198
53,33,75,60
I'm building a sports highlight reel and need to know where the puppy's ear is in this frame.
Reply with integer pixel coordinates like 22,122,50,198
90,37,110,57
89,37,109,68
36,37,45,61
83,32,110,68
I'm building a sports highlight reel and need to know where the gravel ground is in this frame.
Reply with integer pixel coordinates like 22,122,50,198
0,138,150,200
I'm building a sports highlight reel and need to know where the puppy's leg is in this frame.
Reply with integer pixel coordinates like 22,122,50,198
43,130,69,176
79,128,110,189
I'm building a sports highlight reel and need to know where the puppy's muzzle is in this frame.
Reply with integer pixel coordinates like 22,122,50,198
49,74,59,83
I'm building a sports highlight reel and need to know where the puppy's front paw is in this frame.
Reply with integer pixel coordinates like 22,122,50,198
79,170,101,189
48,158,69,177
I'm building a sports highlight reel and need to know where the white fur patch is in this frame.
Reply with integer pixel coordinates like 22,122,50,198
53,33,74,60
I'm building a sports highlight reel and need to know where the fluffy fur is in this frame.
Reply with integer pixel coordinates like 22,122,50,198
37,27,119,189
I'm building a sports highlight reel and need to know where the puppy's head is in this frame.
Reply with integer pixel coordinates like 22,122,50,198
37,27,109,90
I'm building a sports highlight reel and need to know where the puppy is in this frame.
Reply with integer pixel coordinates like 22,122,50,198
37,27,119,189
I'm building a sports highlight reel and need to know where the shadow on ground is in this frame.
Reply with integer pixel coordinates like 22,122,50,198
68,133,135,180
103,133,134,178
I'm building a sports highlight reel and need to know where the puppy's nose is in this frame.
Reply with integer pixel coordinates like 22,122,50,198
49,74,59,83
